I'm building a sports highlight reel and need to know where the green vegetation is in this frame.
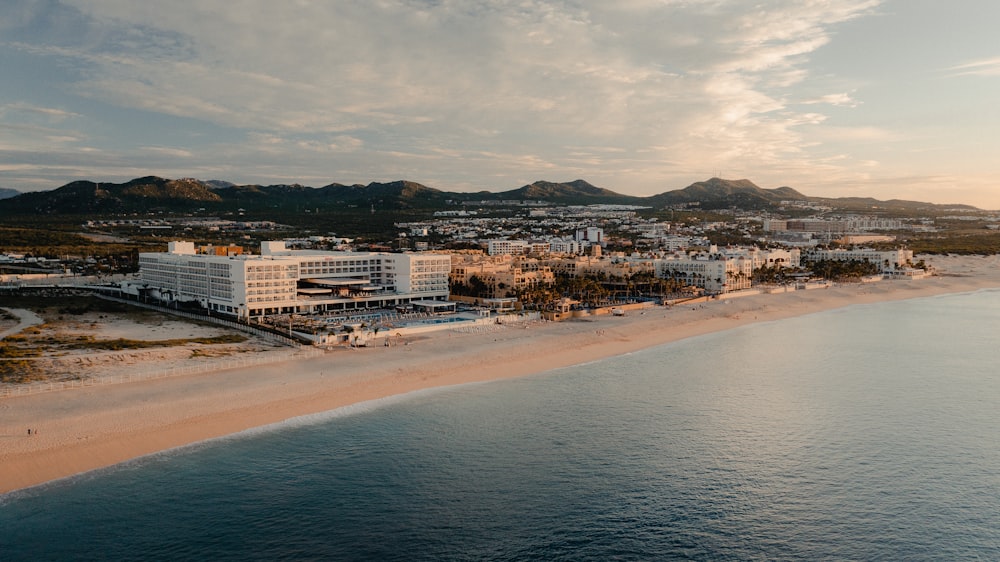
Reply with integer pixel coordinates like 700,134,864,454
803,259,880,280
0,224,152,274
454,271,690,309
752,264,803,284
0,225,93,248
637,208,732,224
904,232,1000,255
516,275,612,309
705,227,759,247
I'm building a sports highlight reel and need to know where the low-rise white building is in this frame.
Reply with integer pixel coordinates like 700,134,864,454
487,239,551,256
575,226,605,246
548,238,583,255
803,247,913,272
719,247,801,269
134,241,451,320
654,253,753,294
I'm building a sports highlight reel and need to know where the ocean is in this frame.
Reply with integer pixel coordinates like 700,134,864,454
2,290,999,560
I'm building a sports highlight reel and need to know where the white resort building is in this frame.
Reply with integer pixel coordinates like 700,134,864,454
803,247,913,273
133,241,451,320
654,253,754,294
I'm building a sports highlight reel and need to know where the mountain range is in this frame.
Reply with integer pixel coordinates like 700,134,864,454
0,176,977,215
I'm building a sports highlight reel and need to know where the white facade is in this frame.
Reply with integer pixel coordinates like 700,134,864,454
654,254,753,294
487,239,550,256
137,241,451,320
804,247,913,272
635,223,671,238
845,217,903,231
838,235,896,245
548,238,583,255
658,236,700,251
575,227,604,245
720,247,801,269
765,217,903,233
487,239,529,256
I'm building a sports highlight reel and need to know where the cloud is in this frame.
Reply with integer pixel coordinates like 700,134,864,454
0,103,81,121
2,0,888,193
46,135,82,143
801,93,860,107
140,146,193,158
0,122,86,151
818,126,897,142
947,56,1000,77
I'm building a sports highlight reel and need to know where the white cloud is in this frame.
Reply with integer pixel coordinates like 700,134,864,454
0,122,87,152
0,103,81,121
817,126,897,142
947,56,1000,77
49,1,880,132
801,93,860,107
294,136,363,153
140,146,193,158
2,0,903,196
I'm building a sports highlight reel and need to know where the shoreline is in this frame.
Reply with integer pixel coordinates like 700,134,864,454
3,254,999,496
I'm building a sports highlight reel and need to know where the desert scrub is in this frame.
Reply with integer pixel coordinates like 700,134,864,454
0,341,41,359
0,359,44,383
190,349,234,358
61,334,248,351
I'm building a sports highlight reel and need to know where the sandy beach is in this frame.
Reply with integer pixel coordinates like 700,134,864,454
2,254,999,496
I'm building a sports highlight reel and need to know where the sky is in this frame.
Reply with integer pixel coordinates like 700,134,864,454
1,0,999,208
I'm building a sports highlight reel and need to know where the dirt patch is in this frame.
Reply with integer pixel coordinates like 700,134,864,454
1,306,283,384
53,312,231,341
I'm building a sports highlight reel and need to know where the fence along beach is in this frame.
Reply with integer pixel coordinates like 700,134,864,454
2,254,999,495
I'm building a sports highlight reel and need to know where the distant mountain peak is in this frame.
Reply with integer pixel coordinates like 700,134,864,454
502,179,634,203
645,177,807,209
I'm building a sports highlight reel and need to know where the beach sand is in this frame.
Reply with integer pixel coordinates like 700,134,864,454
2,254,998,495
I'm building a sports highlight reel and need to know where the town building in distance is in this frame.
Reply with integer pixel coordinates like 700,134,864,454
130,241,451,320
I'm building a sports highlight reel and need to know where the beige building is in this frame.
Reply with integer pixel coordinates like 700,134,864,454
540,255,656,279
450,253,555,298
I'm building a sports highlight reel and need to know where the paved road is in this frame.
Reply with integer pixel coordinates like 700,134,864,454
0,308,44,340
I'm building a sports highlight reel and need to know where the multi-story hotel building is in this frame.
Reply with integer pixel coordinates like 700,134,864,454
486,239,552,256
135,241,451,320
450,253,556,298
803,247,913,273
654,254,754,294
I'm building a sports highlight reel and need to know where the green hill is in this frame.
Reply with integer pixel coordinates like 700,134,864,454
0,175,979,217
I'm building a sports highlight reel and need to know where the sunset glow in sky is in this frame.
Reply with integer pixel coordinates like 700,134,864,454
2,1,999,208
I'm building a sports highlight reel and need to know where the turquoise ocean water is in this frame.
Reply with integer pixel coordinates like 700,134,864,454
2,290,999,560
